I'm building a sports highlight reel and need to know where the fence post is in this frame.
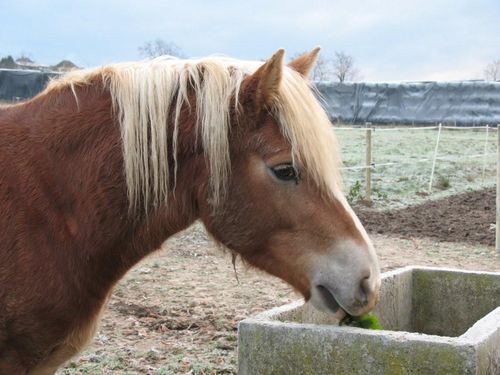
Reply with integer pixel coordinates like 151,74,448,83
366,128,373,202
482,124,489,182
496,125,500,253
428,123,442,192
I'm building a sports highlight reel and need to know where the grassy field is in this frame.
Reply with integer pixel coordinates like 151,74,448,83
334,126,497,208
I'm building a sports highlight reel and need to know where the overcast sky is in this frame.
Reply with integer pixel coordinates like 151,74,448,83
2,0,499,81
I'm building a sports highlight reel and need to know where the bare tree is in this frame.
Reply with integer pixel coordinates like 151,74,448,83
0,55,17,69
138,39,184,58
333,51,359,82
484,60,500,81
311,55,335,81
290,50,360,82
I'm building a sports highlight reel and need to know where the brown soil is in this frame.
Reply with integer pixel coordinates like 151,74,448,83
356,188,496,246
59,189,500,374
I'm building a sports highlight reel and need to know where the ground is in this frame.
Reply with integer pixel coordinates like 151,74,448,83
58,188,500,375
358,187,497,246
335,126,497,209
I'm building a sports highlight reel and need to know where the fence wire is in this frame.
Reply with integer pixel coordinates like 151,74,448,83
333,125,499,208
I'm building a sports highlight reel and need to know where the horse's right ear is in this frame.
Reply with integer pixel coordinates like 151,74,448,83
245,48,285,107
288,47,321,78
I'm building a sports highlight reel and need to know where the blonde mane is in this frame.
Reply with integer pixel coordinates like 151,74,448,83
44,55,341,211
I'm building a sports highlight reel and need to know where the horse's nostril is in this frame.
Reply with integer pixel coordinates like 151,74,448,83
359,276,371,305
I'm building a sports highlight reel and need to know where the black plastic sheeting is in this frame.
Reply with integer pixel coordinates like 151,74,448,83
0,69,59,101
316,81,500,126
1,68,499,126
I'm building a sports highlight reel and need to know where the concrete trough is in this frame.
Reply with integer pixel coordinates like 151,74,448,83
238,266,500,374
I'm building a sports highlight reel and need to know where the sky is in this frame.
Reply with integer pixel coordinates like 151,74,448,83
1,0,499,81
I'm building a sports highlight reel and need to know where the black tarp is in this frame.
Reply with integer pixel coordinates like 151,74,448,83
0,69,59,101
316,81,500,126
1,68,499,125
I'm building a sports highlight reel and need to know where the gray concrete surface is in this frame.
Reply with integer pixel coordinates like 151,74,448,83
238,266,500,374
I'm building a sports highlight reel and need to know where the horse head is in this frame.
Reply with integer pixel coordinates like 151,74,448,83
199,48,381,317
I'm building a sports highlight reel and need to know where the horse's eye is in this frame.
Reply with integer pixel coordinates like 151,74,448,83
271,164,299,183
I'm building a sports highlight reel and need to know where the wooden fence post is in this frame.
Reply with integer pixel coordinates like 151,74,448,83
428,123,442,192
482,124,489,182
496,125,500,253
366,128,373,202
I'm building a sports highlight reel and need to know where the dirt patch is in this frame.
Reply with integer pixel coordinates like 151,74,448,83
59,223,499,374
357,188,496,246
58,189,500,374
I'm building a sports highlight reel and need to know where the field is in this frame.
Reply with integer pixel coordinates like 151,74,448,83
57,188,500,375
336,126,497,208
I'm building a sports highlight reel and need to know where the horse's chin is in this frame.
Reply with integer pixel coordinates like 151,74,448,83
309,285,348,320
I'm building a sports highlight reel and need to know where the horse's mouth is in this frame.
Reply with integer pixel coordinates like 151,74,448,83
316,285,348,320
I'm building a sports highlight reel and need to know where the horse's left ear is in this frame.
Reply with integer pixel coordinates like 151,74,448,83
247,48,285,106
288,46,321,78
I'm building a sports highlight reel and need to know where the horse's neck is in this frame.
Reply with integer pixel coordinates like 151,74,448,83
3,85,201,297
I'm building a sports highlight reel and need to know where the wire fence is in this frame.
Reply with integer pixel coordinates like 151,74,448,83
333,123,499,209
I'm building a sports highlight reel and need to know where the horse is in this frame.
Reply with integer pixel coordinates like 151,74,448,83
0,47,380,374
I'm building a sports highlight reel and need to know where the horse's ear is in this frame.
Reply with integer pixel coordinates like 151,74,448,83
288,46,321,78
248,48,285,106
